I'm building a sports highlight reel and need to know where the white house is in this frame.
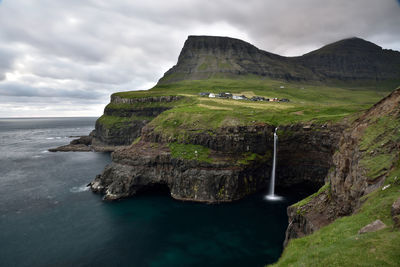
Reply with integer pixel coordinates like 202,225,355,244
209,93,216,98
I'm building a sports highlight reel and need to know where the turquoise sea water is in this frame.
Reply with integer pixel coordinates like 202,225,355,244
0,118,301,267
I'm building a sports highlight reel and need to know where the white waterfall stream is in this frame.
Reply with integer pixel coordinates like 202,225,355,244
266,127,282,201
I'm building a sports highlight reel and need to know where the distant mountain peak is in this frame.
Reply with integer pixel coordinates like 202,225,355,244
307,37,383,55
158,36,400,85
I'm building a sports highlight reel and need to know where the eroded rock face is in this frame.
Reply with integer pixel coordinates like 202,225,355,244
392,197,400,229
284,88,400,246
141,124,275,154
64,96,182,151
91,119,147,147
90,141,270,202
49,136,93,152
91,122,344,203
277,123,346,189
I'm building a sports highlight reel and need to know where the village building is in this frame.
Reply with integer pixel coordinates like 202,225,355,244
199,92,210,97
232,95,248,100
209,93,216,98
218,92,233,98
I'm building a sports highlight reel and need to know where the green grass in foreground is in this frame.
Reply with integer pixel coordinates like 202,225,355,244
272,112,400,266
271,167,400,267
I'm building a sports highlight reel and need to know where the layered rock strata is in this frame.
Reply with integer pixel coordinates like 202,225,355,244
90,122,344,202
90,140,270,202
49,96,183,152
284,88,400,245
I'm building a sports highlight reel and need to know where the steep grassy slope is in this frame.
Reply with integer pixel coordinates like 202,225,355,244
271,88,400,266
273,174,400,266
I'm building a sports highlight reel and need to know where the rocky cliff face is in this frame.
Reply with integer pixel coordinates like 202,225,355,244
90,121,344,202
284,88,400,245
90,140,270,202
91,95,183,149
158,36,400,84
277,123,346,189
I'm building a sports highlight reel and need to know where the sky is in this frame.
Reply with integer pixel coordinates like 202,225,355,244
0,0,399,117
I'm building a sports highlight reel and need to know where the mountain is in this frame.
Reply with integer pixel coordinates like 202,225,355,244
158,36,400,84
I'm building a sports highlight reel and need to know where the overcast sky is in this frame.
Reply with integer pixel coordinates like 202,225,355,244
0,0,399,117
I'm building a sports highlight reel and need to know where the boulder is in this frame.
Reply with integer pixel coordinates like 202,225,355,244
391,197,400,228
358,220,387,234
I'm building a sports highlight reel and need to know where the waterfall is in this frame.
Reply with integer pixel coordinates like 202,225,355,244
266,127,282,201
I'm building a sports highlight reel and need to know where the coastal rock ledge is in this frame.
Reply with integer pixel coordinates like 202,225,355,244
89,140,270,202
89,121,343,203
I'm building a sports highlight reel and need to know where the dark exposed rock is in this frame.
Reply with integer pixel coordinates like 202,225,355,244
48,143,92,152
84,96,183,150
392,197,400,228
141,123,275,154
284,189,333,246
284,88,400,245
70,136,92,146
49,136,93,152
277,123,346,189
158,36,400,85
358,220,387,234
91,121,344,202
91,118,147,147
90,141,270,202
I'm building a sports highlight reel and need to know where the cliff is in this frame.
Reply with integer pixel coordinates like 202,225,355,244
90,95,183,150
48,35,400,265
90,121,344,202
277,88,400,265
158,36,400,85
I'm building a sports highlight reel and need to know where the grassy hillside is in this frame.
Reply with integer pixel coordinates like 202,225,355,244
110,78,391,141
271,97,400,266
271,167,400,267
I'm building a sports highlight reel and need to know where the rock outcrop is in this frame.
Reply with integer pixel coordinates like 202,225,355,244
50,95,184,152
284,88,400,245
358,220,387,234
158,36,400,85
392,197,400,229
90,140,270,202
277,123,346,189
90,121,344,202
90,95,183,149
49,136,93,152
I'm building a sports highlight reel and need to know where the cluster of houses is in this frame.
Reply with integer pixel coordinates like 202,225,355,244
198,92,290,102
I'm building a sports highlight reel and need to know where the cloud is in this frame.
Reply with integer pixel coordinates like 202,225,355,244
0,0,399,117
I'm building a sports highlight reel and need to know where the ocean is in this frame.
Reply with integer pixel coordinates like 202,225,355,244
0,117,296,267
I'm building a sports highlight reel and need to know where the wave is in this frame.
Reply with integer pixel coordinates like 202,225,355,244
70,185,90,193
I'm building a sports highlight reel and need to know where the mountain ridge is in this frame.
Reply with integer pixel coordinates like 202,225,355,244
158,35,400,85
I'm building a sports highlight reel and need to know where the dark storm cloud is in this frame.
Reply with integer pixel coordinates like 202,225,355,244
0,0,399,117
